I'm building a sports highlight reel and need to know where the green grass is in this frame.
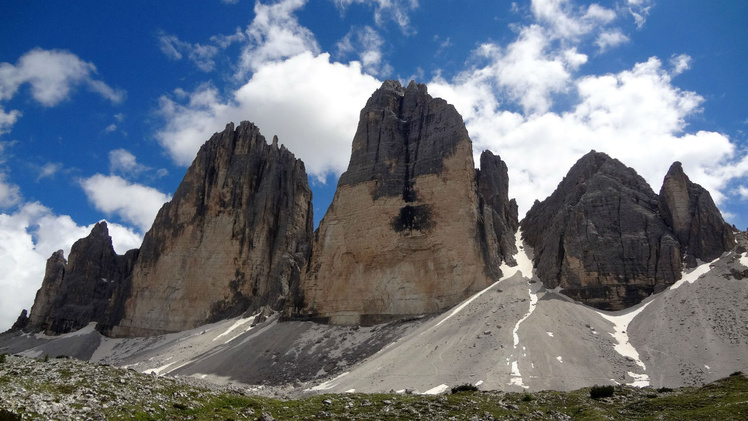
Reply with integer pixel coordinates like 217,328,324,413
1,354,747,420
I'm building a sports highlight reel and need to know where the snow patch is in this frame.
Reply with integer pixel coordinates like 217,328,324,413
345,389,356,393
509,361,526,388
308,372,349,391
475,380,484,387
546,332,554,337
627,371,649,387
740,253,748,268
598,301,652,387
556,356,563,363
670,260,713,290
423,384,449,395
212,316,256,343
507,230,538,390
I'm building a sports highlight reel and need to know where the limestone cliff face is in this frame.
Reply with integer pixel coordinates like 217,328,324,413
659,162,735,267
522,151,681,310
296,80,516,325
477,150,519,270
27,222,138,334
113,122,313,337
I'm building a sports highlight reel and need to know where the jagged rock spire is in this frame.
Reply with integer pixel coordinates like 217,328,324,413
659,161,735,266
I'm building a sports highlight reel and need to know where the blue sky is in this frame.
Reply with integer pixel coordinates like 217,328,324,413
1,0,746,331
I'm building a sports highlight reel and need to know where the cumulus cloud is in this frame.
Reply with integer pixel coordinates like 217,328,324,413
0,202,142,332
596,29,629,52
465,25,588,115
530,0,616,40
0,107,21,135
333,0,419,33
80,174,171,232
109,149,148,177
0,48,124,107
0,48,124,135
422,0,747,222
156,52,380,179
669,54,691,76
336,26,392,76
236,0,320,77
0,172,20,208
431,54,743,218
151,0,746,227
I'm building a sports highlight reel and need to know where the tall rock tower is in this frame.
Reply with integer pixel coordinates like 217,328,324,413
27,222,138,334
296,80,516,325
659,161,735,267
112,122,313,337
521,151,682,310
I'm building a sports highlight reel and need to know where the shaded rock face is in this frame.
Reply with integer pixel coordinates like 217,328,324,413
296,80,517,325
659,161,735,267
522,151,681,311
27,222,138,334
113,122,313,337
477,150,519,270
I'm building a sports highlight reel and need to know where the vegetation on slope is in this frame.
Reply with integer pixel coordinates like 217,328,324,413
0,354,746,420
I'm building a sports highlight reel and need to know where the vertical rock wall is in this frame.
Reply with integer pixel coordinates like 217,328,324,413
296,81,517,325
522,151,682,310
27,222,138,334
659,162,735,266
112,122,313,337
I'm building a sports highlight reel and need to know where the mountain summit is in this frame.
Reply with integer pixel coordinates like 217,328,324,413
295,80,518,325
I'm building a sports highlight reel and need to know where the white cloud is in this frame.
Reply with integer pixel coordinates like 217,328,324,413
333,0,419,33
0,172,20,208
104,124,117,133
336,26,392,76
628,0,653,29
530,0,616,39
431,54,744,219
158,32,221,72
596,29,629,52
0,48,124,107
669,54,691,76
0,107,21,135
468,25,587,115
735,186,748,200
157,52,380,180
109,149,148,176
222,0,240,4
0,202,142,332
236,0,320,77
36,162,62,181
80,174,171,232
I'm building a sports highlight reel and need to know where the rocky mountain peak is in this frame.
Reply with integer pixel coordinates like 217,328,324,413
112,121,313,337
297,80,517,325
26,221,138,335
659,161,735,266
522,150,681,310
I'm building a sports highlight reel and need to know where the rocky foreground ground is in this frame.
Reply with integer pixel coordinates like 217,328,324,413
1,354,747,420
